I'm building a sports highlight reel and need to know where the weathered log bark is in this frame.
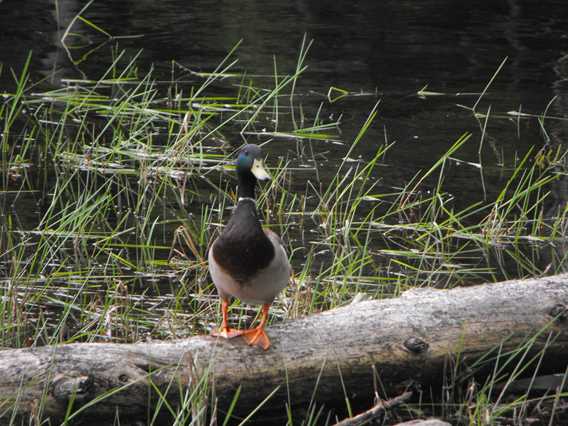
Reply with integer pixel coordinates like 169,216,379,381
1,274,568,424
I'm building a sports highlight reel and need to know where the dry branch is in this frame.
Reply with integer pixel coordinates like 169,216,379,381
333,391,413,426
1,274,568,423
393,420,451,426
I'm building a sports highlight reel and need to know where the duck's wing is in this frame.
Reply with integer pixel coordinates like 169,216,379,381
263,228,284,246
264,228,292,277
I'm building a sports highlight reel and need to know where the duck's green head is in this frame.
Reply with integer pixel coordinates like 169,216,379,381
236,144,271,181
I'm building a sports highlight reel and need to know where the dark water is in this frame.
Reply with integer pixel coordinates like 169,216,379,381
2,0,567,201
0,0,567,292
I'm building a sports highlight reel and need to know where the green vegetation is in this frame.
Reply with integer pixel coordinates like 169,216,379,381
0,40,566,424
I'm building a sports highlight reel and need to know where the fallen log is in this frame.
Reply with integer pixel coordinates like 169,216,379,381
1,274,568,424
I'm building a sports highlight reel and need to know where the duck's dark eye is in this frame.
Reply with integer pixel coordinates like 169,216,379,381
244,150,249,156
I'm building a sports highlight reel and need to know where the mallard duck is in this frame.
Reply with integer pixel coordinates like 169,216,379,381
208,144,292,350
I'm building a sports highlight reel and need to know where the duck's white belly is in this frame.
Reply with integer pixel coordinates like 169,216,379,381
208,235,291,305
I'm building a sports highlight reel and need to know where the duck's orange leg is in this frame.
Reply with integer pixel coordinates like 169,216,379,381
211,298,245,339
242,304,271,350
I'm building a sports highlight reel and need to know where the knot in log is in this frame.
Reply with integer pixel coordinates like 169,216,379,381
550,304,568,321
403,337,429,354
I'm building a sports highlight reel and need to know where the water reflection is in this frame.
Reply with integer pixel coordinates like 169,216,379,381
3,1,568,93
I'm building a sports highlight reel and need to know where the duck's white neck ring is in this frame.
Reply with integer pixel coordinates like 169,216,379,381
238,197,256,204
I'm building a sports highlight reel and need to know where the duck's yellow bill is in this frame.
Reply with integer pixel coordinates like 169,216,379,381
251,158,271,181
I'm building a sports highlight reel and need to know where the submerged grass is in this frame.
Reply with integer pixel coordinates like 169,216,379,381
0,38,567,424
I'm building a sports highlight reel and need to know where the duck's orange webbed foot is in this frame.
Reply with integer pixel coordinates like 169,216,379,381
212,298,244,339
241,303,272,350
242,326,271,350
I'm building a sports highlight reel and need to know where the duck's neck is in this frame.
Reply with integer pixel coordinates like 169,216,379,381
237,170,256,200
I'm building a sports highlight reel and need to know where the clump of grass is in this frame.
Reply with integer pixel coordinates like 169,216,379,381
0,35,566,424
